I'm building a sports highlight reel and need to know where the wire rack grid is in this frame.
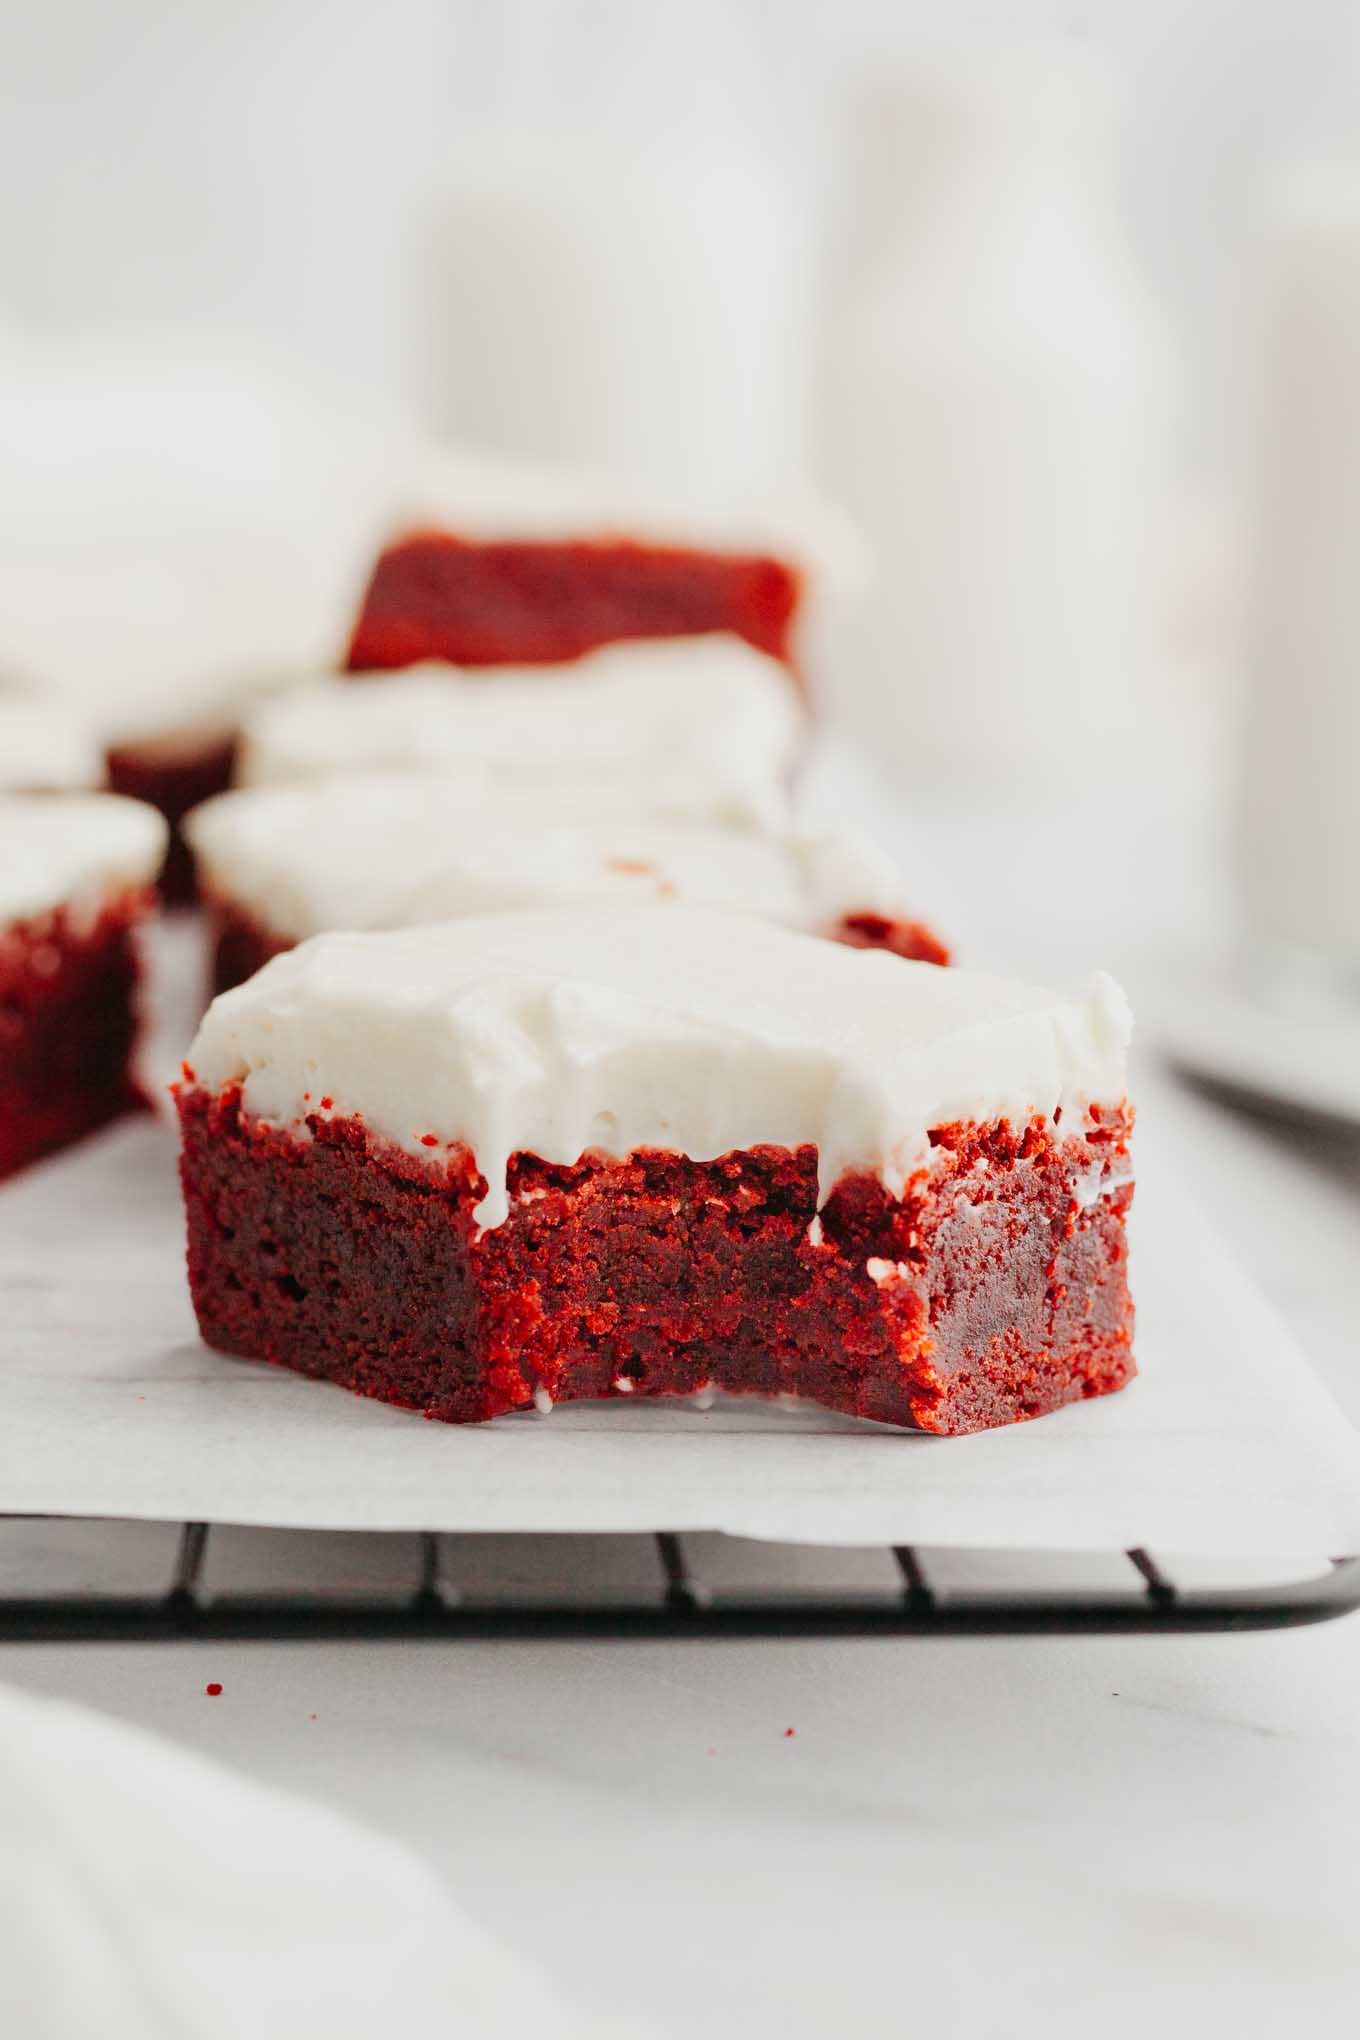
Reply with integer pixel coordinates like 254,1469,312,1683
2,1519,1357,1642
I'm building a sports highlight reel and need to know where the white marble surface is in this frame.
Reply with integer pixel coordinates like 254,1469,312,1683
5,767,1360,2037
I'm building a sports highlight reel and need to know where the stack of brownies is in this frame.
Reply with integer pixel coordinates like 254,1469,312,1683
2,455,1135,1437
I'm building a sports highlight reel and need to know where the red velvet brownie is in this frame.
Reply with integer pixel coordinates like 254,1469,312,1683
0,793,167,1179
177,909,1133,1433
348,530,801,673
343,450,849,680
188,775,949,995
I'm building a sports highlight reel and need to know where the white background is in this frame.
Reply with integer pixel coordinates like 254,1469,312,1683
5,0,1360,481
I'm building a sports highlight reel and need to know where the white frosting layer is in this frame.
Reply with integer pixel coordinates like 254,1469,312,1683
0,793,168,926
187,774,907,941
236,636,803,827
188,907,1131,1230
0,697,103,790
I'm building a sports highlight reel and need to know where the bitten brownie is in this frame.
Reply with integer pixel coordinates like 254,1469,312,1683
176,908,1133,1434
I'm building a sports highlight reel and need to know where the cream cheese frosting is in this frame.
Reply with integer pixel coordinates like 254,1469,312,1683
0,698,103,791
186,775,906,943
0,793,168,926
187,906,1131,1231
235,636,803,827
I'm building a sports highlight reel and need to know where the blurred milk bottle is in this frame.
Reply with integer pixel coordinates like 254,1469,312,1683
821,47,1174,780
425,0,807,499
1240,167,1360,979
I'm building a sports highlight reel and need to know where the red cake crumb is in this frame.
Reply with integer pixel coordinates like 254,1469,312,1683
834,913,952,969
176,1085,1134,1435
345,531,804,678
204,897,950,998
0,889,153,1181
106,733,237,903
205,1682,223,1697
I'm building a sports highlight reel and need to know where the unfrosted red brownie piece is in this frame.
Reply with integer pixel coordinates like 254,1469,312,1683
177,1089,1132,1433
346,531,803,676
175,909,1132,1433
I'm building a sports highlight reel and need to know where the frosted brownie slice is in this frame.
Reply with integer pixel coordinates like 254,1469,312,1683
186,775,950,993
236,635,802,819
0,793,167,1178
176,908,1133,1433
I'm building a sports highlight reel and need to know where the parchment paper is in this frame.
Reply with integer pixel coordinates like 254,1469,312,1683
3,1107,1358,1556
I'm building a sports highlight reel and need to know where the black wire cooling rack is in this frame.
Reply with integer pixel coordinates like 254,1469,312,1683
1,1518,1357,1641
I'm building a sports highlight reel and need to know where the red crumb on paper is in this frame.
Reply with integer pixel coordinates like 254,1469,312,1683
784,1727,796,1739
419,1133,440,1147
205,1682,223,1697
181,1061,196,1083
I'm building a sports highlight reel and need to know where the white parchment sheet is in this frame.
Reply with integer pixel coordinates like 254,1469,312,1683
3,1104,1359,1556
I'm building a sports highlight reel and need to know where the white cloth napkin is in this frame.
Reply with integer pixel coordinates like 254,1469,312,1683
0,1682,624,2040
